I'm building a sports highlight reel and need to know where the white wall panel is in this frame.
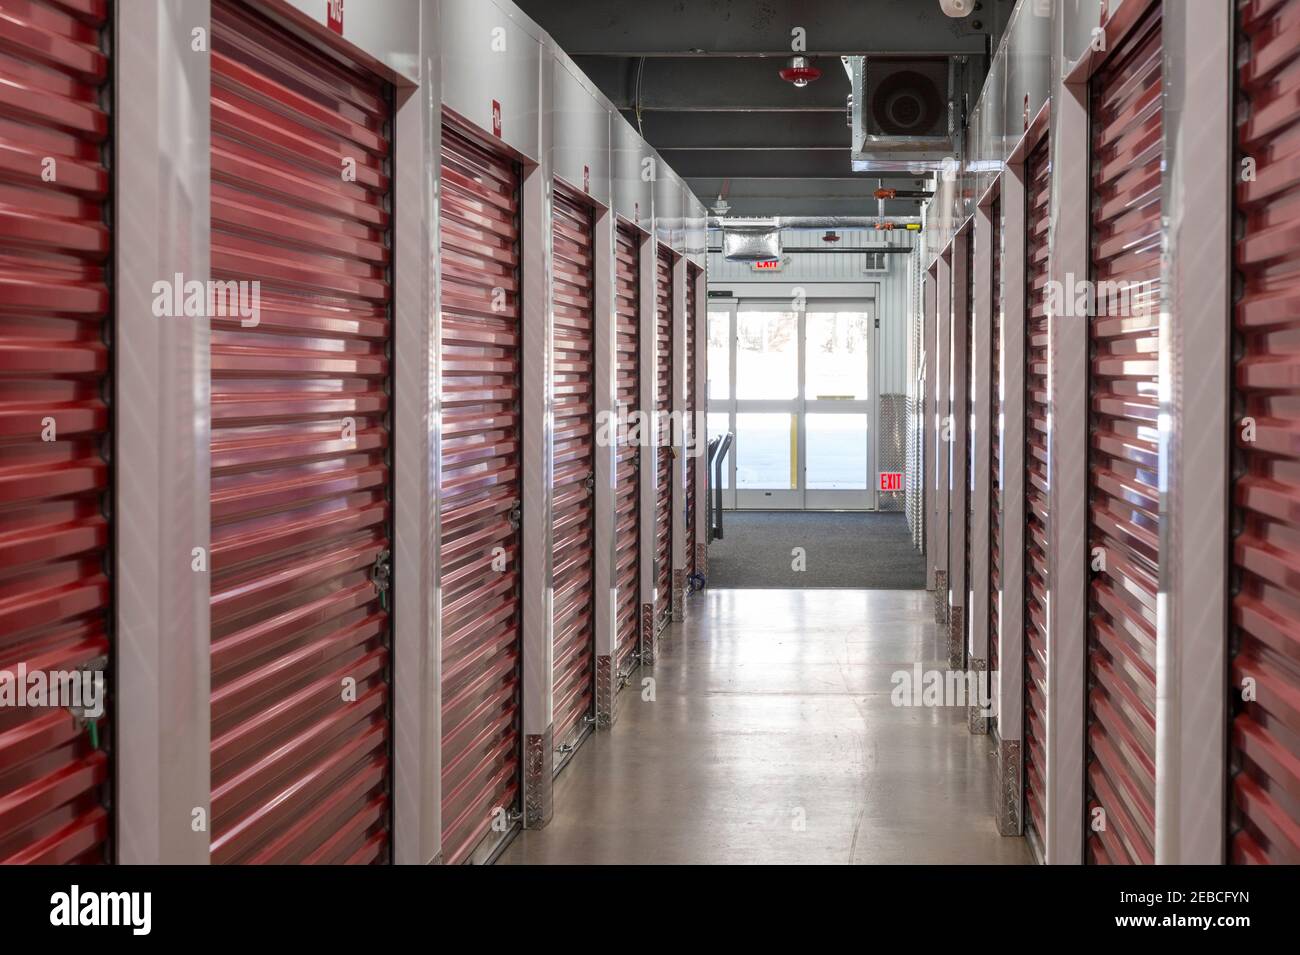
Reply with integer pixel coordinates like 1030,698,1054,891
550,47,611,206
441,0,542,159
276,0,419,81
612,115,654,232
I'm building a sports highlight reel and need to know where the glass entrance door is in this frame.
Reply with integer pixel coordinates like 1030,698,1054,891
708,299,877,510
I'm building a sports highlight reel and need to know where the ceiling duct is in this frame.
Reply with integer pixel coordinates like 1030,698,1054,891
721,223,782,261
848,55,959,173
711,216,923,233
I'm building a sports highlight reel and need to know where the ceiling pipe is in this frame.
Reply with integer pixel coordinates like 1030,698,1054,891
708,215,923,231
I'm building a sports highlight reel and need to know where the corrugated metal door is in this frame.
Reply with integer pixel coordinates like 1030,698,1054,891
614,223,642,675
550,184,595,749
1230,0,1300,865
0,0,111,865
1085,5,1162,865
1023,136,1051,849
208,0,392,864
989,196,1002,710
654,245,673,625
684,262,698,578
438,121,523,865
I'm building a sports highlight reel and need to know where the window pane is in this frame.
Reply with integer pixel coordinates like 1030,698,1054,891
805,311,869,400
735,310,798,400
707,412,731,488
806,413,867,489
735,413,794,489
707,310,730,400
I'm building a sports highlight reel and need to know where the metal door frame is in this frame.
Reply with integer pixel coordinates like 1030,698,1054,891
708,291,880,511
113,0,433,864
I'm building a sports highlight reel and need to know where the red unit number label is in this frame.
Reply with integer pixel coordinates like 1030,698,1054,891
879,472,903,492
326,0,343,34
491,100,502,138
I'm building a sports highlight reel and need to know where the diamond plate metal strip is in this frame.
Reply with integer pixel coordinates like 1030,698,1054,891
641,601,656,666
595,653,615,728
878,392,907,512
997,738,1023,836
523,727,553,829
933,570,948,625
947,604,964,670
967,656,989,735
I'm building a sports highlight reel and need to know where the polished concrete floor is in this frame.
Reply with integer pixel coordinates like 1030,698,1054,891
499,589,1033,865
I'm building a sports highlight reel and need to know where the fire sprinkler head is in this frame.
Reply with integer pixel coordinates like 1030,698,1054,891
779,55,822,88
822,231,840,243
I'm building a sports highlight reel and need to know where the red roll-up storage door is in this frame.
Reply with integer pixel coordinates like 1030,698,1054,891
1230,0,1300,865
989,196,1003,709
0,0,111,865
614,223,642,674
208,0,392,864
684,262,699,579
1085,5,1162,865
551,184,595,750
439,121,523,865
655,245,674,625
1023,136,1051,850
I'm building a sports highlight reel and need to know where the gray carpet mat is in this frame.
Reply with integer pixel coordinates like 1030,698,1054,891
704,511,926,590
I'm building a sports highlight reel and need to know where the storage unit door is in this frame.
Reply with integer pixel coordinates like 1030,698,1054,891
1230,0,1300,866
989,196,1002,720
1085,5,1162,865
438,122,523,865
684,263,698,578
0,0,111,865
654,245,674,625
1023,136,1051,851
208,0,392,864
550,185,595,750
614,223,642,674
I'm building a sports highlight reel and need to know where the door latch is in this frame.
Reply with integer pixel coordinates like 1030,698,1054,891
507,502,522,530
584,471,596,494
68,656,108,748
371,549,392,610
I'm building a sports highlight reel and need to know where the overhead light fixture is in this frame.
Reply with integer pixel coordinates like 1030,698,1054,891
779,55,822,88
939,0,974,17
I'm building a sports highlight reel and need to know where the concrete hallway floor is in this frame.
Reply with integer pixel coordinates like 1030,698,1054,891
498,589,1033,865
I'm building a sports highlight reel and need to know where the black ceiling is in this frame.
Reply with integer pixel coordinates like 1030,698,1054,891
516,0,1015,217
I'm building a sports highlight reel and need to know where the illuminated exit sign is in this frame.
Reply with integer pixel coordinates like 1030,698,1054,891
750,259,783,272
879,472,903,492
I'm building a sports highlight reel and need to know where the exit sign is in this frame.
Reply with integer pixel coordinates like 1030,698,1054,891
750,259,782,272
879,472,903,492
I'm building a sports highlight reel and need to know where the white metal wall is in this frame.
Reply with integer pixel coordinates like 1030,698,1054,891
706,230,915,396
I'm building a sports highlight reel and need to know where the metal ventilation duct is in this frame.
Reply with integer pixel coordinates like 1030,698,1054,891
848,55,959,173
721,225,782,261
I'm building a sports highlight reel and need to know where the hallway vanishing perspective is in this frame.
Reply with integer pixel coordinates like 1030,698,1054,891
501,590,1029,865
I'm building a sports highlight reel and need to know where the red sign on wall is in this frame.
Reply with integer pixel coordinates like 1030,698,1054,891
879,472,903,492
326,0,343,34
491,100,502,138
